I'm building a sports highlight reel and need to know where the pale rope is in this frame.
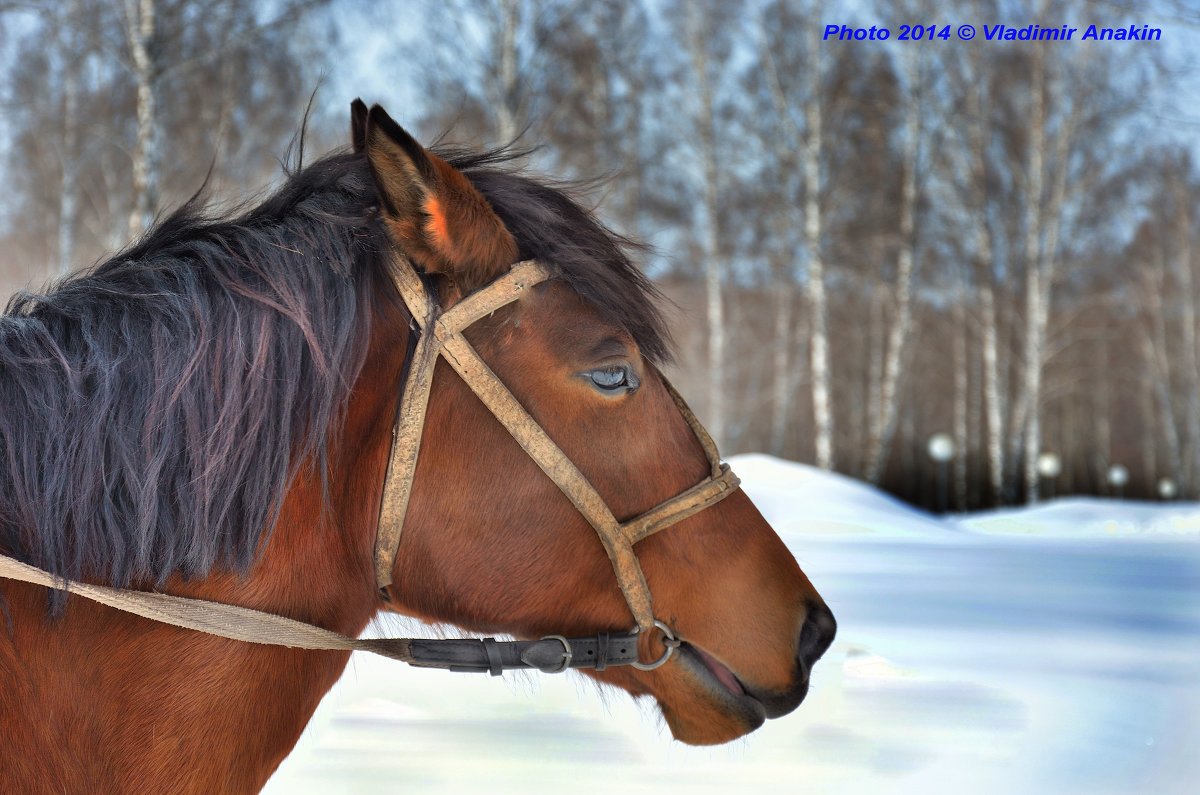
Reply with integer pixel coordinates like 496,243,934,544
0,552,417,662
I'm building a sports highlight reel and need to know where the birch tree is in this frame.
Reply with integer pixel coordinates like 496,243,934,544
1018,38,1048,501
124,0,159,237
961,80,1007,504
803,2,833,470
57,0,84,275
1138,256,1185,483
677,0,739,448
954,281,970,509
1169,173,1200,493
865,40,924,484
759,0,806,455
941,0,1008,502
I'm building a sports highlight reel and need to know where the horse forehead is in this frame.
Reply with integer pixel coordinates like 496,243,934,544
519,281,635,357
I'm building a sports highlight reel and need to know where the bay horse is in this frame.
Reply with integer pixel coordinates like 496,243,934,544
0,101,835,793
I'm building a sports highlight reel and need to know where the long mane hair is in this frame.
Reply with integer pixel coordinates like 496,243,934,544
0,145,670,591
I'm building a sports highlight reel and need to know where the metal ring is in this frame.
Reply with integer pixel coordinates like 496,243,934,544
538,634,573,674
629,619,679,671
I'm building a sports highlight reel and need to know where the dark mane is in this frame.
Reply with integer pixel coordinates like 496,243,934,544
0,142,670,590
439,147,673,365
0,153,384,589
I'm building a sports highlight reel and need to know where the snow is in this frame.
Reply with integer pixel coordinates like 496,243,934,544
732,453,954,539
959,497,1200,539
265,455,1200,795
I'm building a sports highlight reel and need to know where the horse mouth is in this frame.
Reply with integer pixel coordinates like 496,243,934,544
675,642,767,728
688,643,746,696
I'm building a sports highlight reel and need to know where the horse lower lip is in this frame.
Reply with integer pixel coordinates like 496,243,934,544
688,644,745,697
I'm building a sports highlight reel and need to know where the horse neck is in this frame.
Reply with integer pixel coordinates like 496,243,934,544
0,279,409,793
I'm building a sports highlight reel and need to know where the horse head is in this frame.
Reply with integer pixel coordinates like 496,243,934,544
353,102,835,745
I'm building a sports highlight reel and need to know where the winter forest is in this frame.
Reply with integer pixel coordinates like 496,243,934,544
2,0,1199,511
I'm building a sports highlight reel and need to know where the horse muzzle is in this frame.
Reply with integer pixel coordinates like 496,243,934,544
754,601,838,718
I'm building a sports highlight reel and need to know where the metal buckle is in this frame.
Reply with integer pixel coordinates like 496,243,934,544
537,634,573,674
629,619,681,671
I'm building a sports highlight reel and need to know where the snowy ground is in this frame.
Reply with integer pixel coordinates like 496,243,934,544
266,454,1200,794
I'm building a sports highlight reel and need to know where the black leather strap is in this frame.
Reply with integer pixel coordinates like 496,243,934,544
482,637,505,676
595,631,610,672
370,632,643,674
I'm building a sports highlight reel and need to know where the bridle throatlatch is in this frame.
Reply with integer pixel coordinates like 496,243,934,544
373,254,741,639
0,255,740,677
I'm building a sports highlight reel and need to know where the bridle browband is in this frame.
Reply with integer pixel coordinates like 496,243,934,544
0,253,741,677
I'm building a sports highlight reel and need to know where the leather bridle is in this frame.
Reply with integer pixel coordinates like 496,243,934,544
0,253,742,677
373,255,740,641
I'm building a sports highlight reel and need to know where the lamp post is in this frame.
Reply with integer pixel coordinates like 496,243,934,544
1036,452,1062,501
927,433,955,513
1107,464,1129,499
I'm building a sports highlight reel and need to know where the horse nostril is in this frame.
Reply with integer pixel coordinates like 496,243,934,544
797,602,837,672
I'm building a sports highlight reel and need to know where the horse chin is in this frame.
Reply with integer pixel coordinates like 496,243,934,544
655,644,769,745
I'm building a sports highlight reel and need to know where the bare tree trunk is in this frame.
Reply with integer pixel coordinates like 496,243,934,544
804,14,833,470
900,373,916,476
1171,177,1200,495
125,0,160,237
590,57,611,166
867,283,884,455
760,29,801,457
1140,246,1185,481
1094,330,1112,486
969,300,985,507
981,285,1005,503
959,41,1006,504
769,273,792,453
1023,54,1080,502
954,287,969,509
1140,367,1158,487
56,0,82,276
866,47,920,483
685,2,726,448
617,7,650,243
1021,45,1047,502
210,0,242,182
494,0,520,143
1141,329,1184,480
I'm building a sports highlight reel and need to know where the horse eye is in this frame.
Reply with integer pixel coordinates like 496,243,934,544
589,366,634,393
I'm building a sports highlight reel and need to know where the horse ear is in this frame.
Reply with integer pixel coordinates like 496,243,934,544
350,98,368,154
363,104,518,295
